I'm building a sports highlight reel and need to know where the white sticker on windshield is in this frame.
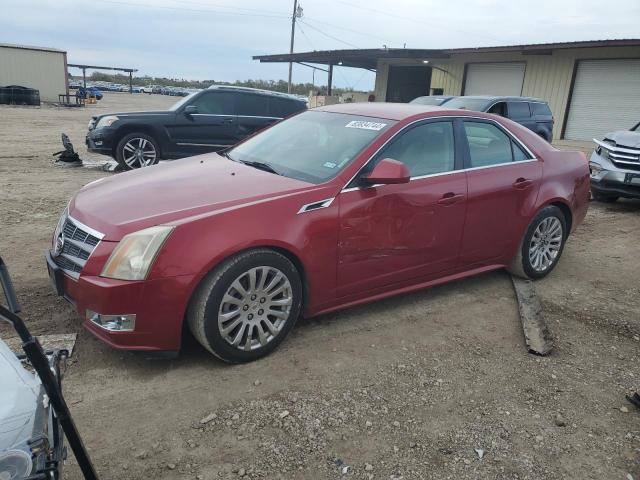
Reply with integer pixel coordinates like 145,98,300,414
323,162,337,168
345,120,387,131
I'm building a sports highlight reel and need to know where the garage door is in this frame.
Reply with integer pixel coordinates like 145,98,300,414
564,59,640,141
464,63,525,96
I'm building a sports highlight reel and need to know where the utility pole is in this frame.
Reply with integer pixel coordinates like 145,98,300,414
288,0,303,93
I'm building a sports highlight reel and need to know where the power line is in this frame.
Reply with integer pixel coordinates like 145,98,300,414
163,0,285,16
297,22,317,51
303,16,393,45
297,19,359,48
96,0,289,19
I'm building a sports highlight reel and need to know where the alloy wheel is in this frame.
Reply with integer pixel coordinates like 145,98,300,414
218,266,293,351
122,137,157,168
528,217,563,273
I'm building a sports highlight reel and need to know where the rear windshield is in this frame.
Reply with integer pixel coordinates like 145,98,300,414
531,102,552,116
410,96,447,106
443,97,490,111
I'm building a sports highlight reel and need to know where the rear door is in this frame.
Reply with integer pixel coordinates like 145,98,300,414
506,101,536,133
337,119,467,297
166,91,238,156
459,119,542,266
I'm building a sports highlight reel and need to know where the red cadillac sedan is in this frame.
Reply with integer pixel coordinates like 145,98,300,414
46,103,589,362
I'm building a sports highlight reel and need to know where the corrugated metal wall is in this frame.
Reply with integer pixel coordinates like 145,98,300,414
376,46,640,141
0,46,67,102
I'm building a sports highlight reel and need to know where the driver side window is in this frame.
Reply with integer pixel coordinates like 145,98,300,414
353,121,455,187
189,92,235,115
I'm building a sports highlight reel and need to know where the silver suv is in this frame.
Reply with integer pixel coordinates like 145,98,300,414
590,122,640,202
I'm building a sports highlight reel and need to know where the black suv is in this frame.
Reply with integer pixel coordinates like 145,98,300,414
434,96,554,142
86,85,307,169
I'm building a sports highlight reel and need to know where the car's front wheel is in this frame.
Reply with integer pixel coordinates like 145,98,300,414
115,132,160,170
509,205,567,280
187,249,303,363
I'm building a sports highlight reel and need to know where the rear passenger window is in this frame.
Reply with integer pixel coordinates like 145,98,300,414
269,98,302,118
507,102,531,119
531,102,552,116
369,121,455,178
464,121,516,167
236,93,270,117
190,92,235,115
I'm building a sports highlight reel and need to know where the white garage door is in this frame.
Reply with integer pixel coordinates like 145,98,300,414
564,59,640,141
464,63,525,96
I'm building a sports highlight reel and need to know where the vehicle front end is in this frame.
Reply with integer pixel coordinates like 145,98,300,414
0,341,66,480
85,114,120,157
589,130,640,200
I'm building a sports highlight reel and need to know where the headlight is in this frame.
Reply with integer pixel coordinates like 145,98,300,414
0,449,33,480
101,226,174,281
95,115,119,129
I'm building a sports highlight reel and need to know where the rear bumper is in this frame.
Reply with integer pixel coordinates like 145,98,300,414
47,252,195,352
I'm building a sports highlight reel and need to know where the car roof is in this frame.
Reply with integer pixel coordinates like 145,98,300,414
314,102,499,121
207,84,304,102
454,95,548,103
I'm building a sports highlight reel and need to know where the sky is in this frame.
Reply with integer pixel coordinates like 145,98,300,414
1,0,639,90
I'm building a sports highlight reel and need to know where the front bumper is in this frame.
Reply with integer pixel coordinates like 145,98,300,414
46,251,195,352
85,127,116,156
589,150,640,199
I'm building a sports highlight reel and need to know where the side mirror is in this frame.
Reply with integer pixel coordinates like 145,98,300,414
365,158,410,185
184,105,198,115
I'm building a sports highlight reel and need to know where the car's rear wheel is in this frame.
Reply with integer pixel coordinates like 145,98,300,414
509,205,567,280
115,132,160,170
187,249,303,363
591,189,618,203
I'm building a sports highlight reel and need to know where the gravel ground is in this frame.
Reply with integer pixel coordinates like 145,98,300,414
0,93,638,480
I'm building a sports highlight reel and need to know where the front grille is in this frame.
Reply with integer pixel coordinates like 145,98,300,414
52,214,104,279
599,140,640,172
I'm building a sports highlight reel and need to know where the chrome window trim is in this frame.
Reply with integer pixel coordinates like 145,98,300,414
339,115,538,193
189,113,281,120
68,214,105,240
297,197,335,214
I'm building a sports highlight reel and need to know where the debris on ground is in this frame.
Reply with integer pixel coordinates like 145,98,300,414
510,275,554,355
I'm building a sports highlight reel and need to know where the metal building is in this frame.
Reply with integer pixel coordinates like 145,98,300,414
0,43,68,103
254,39,640,147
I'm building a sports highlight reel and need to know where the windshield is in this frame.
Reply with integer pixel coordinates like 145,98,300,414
169,93,197,111
443,97,490,111
410,96,447,106
228,111,395,184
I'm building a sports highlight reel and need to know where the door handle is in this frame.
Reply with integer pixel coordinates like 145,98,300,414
513,178,533,189
221,118,235,124
437,192,464,206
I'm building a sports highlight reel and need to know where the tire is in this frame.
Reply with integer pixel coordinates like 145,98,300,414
115,132,160,170
187,249,303,363
591,189,618,203
508,205,567,280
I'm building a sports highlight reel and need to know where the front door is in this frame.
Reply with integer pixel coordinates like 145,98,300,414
166,91,239,156
337,119,467,297
459,119,543,265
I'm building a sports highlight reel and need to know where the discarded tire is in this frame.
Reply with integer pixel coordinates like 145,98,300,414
0,85,41,106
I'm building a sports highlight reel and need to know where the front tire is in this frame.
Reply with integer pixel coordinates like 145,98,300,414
509,206,567,280
115,132,160,170
187,249,303,363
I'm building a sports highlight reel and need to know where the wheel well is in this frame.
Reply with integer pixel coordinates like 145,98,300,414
112,125,162,157
550,201,572,237
266,246,309,312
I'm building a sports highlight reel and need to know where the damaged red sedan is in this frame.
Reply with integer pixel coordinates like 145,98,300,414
46,103,589,362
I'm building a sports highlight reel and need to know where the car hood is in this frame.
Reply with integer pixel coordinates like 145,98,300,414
603,130,640,149
0,339,39,451
71,155,318,240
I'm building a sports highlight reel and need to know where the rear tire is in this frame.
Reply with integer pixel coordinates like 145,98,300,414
115,132,160,170
187,249,303,363
591,189,618,203
508,206,567,280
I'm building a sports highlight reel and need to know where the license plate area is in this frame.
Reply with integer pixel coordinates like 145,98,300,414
625,173,640,186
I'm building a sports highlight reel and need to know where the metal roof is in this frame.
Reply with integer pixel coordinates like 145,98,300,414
0,42,66,54
254,39,640,70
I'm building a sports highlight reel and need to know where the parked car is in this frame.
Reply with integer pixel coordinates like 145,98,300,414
86,85,307,169
51,103,590,362
410,95,455,106
441,96,554,141
141,86,153,94
0,338,65,479
589,121,640,202
80,86,103,100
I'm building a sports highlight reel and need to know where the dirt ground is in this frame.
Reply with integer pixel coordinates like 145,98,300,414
0,93,639,480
